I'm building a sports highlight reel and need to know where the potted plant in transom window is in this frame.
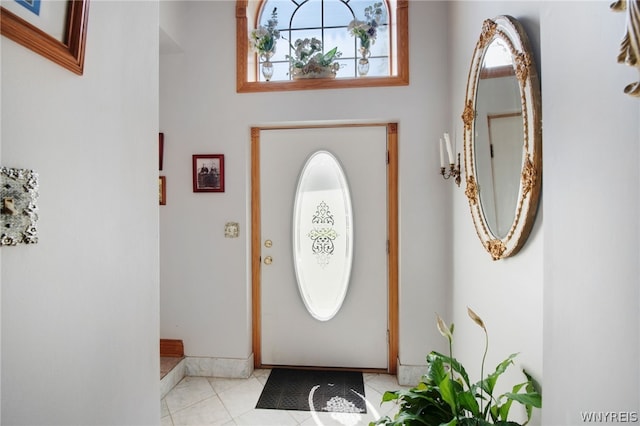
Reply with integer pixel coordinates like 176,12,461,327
249,7,280,81
287,37,342,79
348,2,384,76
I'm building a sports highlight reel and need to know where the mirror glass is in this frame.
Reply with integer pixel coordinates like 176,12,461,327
463,16,541,260
475,38,523,238
292,150,353,321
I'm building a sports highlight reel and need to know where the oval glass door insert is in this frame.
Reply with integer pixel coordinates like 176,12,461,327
293,150,353,321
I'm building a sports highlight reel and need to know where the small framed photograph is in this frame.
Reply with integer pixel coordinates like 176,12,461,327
159,176,166,205
193,154,224,193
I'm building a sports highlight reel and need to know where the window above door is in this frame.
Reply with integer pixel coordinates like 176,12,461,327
236,0,409,93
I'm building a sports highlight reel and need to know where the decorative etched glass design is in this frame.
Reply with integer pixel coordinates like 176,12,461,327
293,151,353,321
308,201,338,268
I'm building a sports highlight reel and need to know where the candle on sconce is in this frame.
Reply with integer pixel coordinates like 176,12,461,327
439,131,461,187
444,132,454,165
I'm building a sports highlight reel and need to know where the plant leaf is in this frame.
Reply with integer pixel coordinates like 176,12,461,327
523,369,542,395
458,418,496,426
438,374,458,414
390,412,431,425
457,389,480,416
381,390,400,403
479,353,518,396
426,352,449,385
430,351,472,388
323,46,338,62
497,382,526,421
504,392,542,408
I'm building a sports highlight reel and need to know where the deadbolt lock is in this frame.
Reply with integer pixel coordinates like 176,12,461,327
264,239,273,248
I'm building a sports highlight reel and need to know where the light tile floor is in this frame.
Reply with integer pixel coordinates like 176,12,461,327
161,369,410,426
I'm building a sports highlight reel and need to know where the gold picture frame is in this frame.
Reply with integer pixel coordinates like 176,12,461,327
1,0,90,75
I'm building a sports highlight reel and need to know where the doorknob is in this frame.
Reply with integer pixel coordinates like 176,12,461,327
264,256,273,265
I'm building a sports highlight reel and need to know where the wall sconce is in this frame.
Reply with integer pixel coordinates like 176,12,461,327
439,132,461,186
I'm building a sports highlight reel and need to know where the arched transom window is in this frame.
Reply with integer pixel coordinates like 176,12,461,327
236,0,408,92
257,0,390,81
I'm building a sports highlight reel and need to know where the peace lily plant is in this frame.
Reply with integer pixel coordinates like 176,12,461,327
372,308,541,426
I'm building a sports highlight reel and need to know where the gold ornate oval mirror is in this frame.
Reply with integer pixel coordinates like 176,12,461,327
462,16,541,260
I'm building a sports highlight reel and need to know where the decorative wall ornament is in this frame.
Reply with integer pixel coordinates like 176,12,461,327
478,19,498,50
1,167,39,246
515,52,531,87
462,101,475,130
611,0,640,97
486,239,507,261
465,175,479,205
225,222,240,238
521,157,537,197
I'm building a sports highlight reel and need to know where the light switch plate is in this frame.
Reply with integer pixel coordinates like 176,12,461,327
1,167,39,246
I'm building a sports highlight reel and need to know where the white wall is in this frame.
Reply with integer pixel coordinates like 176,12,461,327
539,2,639,424
450,1,639,426
1,1,160,424
159,1,639,425
159,0,452,367
449,3,544,425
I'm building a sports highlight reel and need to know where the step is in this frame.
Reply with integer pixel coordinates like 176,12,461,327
160,339,186,399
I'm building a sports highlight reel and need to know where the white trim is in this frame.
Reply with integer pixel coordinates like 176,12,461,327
184,354,255,379
396,360,426,387
160,358,186,399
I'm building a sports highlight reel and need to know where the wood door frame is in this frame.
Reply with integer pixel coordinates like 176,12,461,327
251,122,399,373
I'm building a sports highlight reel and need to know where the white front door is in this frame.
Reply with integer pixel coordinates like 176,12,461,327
255,125,390,370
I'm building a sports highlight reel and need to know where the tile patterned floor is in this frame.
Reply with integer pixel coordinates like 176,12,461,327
161,369,410,426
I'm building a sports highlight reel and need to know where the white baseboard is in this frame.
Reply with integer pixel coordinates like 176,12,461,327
184,354,254,379
160,358,186,399
396,360,426,386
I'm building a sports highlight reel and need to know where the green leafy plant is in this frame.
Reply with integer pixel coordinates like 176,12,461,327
348,2,385,49
249,7,280,56
287,37,341,78
372,308,541,426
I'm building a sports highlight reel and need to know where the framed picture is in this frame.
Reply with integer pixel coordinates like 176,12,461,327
159,133,164,171
193,154,224,193
159,176,166,205
0,0,90,75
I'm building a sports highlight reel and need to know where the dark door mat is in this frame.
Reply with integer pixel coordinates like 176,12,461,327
255,368,367,413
